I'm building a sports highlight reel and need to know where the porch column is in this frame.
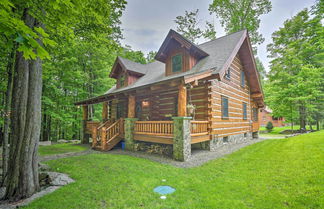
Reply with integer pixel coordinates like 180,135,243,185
172,117,191,161
81,105,90,144
102,101,108,122
124,118,138,151
128,94,136,118
178,83,187,117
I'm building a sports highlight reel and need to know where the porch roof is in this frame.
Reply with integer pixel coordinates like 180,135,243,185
75,30,254,105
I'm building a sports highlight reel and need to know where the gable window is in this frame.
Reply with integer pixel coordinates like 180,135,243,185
253,108,258,121
172,54,182,73
119,74,125,87
240,71,245,87
221,96,229,119
243,103,247,120
225,68,231,79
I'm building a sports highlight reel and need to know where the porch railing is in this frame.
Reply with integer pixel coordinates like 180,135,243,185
190,121,209,136
134,121,174,136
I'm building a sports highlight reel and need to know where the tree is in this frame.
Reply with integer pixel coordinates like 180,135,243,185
146,51,157,63
255,57,266,84
266,121,273,132
174,9,217,43
0,0,127,201
209,0,272,50
266,7,324,131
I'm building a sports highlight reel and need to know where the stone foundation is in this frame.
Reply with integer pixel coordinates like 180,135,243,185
133,142,173,156
196,132,253,151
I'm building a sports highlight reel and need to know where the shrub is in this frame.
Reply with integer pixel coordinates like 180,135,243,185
266,121,274,132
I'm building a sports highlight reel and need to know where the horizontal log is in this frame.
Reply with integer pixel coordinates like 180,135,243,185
134,134,173,144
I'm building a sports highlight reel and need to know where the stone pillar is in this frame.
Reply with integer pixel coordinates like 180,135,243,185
172,117,191,161
81,105,90,144
124,118,138,151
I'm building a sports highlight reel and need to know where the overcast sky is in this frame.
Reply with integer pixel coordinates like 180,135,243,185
120,0,315,71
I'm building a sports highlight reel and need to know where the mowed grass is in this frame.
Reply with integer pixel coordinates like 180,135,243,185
259,125,313,135
26,131,324,209
38,143,88,156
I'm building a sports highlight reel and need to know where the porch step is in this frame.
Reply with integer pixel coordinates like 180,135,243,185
106,136,123,151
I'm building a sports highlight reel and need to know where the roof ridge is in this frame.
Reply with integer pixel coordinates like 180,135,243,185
118,56,145,65
198,29,246,47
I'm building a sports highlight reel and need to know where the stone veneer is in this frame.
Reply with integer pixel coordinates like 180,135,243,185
196,132,256,151
125,117,259,161
124,118,138,151
172,117,192,161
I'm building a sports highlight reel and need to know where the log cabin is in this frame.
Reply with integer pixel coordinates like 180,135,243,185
259,106,286,127
75,29,264,161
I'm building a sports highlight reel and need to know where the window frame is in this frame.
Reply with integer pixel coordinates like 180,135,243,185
119,74,125,87
243,102,247,120
171,54,183,73
253,108,258,122
240,71,245,87
221,96,229,119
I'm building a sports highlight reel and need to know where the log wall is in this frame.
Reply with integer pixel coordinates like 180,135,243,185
209,55,258,137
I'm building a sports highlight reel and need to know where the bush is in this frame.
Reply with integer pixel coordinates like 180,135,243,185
266,121,274,132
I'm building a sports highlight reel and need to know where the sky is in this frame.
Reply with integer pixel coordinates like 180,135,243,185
119,0,316,71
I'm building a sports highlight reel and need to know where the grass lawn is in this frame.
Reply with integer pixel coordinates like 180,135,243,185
259,125,313,136
26,131,324,209
38,143,88,156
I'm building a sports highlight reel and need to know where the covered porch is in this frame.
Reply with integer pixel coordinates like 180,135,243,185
79,80,211,161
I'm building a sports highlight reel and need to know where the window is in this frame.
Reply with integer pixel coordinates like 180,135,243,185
240,71,245,87
119,75,125,87
172,54,182,73
221,96,229,119
243,103,247,120
253,108,258,121
225,68,231,79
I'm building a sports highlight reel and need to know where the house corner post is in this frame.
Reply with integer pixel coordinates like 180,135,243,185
102,101,108,122
81,105,90,144
172,117,191,161
125,118,138,151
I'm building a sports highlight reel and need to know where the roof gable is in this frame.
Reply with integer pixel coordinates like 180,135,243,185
109,56,147,79
155,29,209,63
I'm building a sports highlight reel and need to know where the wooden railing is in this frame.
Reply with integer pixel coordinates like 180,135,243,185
191,121,209,136
92,118,124,149
134,121,173,136
105,119,124,144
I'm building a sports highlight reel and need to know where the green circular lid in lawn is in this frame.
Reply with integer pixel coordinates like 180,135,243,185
153,186,175,195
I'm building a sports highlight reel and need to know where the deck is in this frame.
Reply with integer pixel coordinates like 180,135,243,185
88,119,210,151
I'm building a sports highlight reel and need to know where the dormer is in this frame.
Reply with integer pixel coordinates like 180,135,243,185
109,57,146,89
155,30,209,76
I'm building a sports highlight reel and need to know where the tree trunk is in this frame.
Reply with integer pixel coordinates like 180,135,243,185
299,105,306,132
2,44,16,182
4,9,42,201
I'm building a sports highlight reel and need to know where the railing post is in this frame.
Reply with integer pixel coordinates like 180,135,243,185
91,126,97,148
172,117,192,161
101,128,107,150
125,118,138,151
